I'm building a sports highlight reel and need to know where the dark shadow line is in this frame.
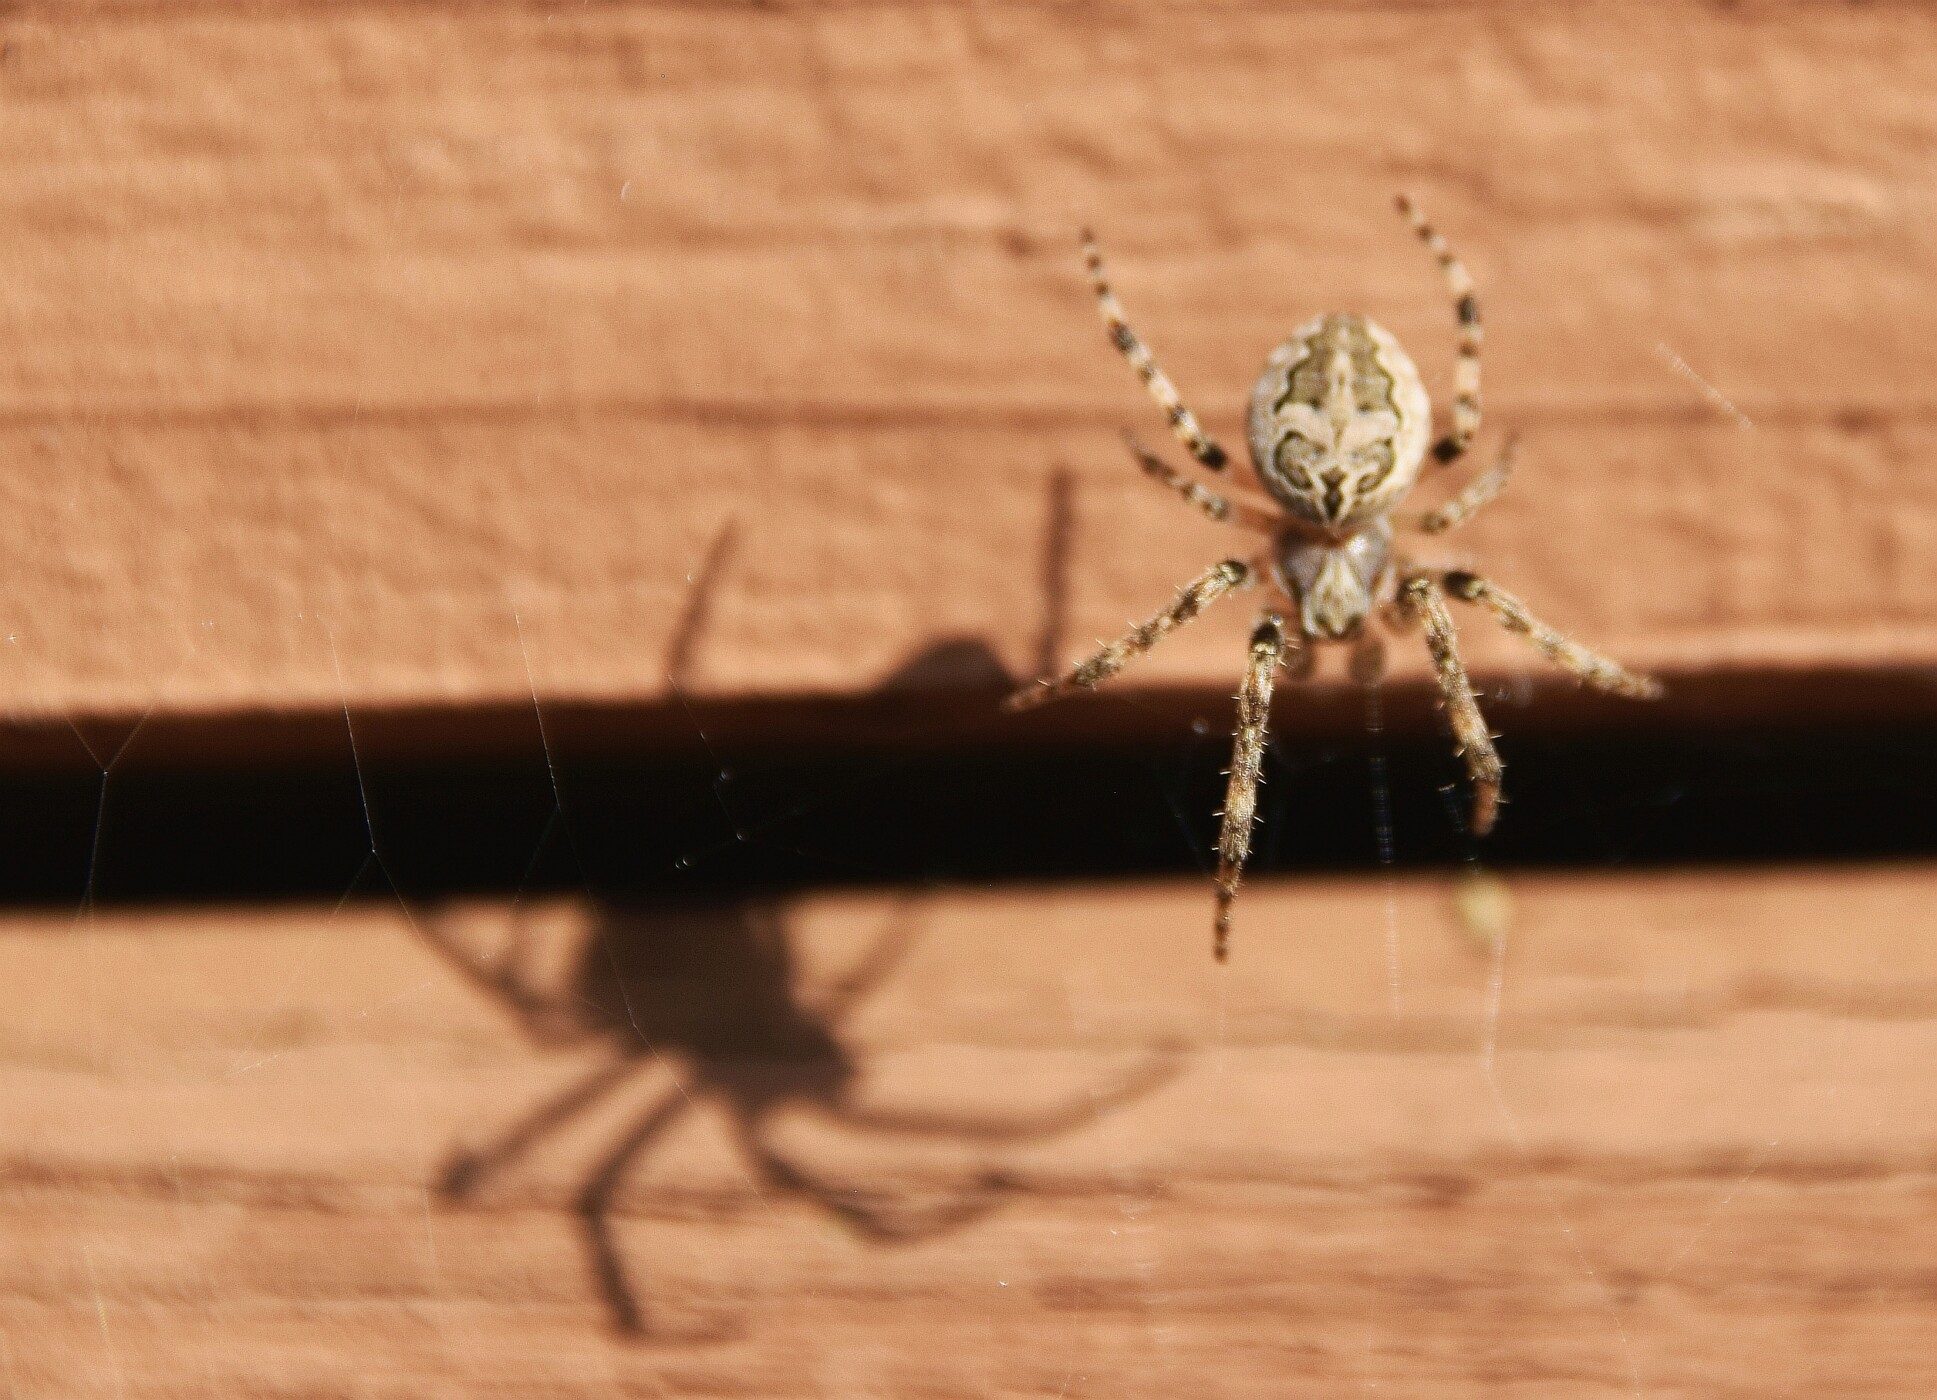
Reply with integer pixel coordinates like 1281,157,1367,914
663,521,739,694
574,1082,695,1337
14,714,1937,906
441,1055,642,1199
1035,467,1076,683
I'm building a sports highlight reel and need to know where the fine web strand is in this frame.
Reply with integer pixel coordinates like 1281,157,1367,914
229,626,448,1079
1479,869,1509,1071
509,602,581,901
324,624,432,954
223,625,385,1078
1481,1058,1647,1399
1659,927,1863,1281
66,652,190,1072
68,652,190,925
324,628,451,1300
504,615,584,901
1473,867,1644,1396
82,1244,128,1400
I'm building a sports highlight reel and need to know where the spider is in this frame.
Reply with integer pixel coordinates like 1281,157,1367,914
1006,197,1663,960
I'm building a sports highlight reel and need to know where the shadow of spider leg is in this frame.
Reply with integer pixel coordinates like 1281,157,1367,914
429,892,1181,1339
726,1045,1187,1242
440,1053,648,1199
571,1080,708,1337
434,1027,709,1338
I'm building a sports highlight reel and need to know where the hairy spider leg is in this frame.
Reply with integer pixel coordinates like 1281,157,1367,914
1004,558,1256,712
1123,433,1279,531
1396,195,1482,466
1083,230,1231,472
1400,573,1503,836
1441,570,1664,699
1419,434,1518,534
1214,612,1291,961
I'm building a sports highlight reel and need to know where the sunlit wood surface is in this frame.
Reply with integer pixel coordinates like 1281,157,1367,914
3,4,1933,1397
0,3,1933,724
7,868,1937,1397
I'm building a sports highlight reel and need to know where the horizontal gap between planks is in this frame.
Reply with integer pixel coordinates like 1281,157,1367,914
3,669,1933,904
9,660,1935,772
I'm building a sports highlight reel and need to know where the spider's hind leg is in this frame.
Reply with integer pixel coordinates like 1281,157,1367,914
1214,611,1291,961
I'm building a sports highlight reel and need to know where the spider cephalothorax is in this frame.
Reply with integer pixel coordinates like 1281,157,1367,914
1007,196,1662,959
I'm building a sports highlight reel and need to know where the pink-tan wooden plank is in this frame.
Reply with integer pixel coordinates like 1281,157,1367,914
0,4,1933,727
4,865,1937,1396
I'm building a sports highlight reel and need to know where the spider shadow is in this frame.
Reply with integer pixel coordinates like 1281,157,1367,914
425,893,1183,1340
422,491,1162,1339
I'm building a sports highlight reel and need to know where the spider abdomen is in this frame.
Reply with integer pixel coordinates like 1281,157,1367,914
1247,314,1431,534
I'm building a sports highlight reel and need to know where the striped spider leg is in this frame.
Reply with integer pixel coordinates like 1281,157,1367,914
1396,564,1663,837
1395,193,1483,467
1082,230,1232,472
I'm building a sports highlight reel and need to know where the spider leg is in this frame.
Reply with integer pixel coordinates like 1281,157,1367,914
1395,195,1482,466
1399,573,1503,836
1418,434,1518,534
1441,570,1665,700
1213,611,1291,961
1004,558,1255,712
1083,229,1231,472
1122,433,1279,531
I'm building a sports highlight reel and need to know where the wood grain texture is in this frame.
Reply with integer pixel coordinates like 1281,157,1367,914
0,3,1933,728
7,866,1937,1396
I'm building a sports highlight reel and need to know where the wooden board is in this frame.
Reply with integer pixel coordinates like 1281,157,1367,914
6,10,1933,1394
1,4,1935,733
7,866,1937,1396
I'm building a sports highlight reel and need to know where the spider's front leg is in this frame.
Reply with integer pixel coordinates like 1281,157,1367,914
1004,558,1255,712
1396,195,1483,467
1398,573,1504,836
1418,434,1517,534
1122,433,1279,532
1213,611,1292,961
1083,230,1231,473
